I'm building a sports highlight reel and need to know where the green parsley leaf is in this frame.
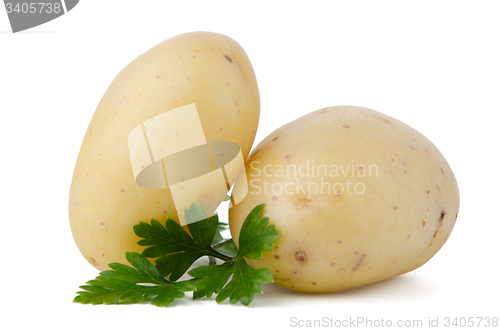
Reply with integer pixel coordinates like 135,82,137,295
211,229,224,245
74,252,195,307
189,258,273,305
237,204,281,259
213,238,238,258
133,201,232,281
188,204,281,305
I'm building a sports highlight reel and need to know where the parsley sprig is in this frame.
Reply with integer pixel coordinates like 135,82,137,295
74,203,281,307
73,251,195,307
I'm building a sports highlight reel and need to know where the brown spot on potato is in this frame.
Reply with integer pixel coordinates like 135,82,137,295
330,262,336,266
422,220,426,227
285,154,292,160
342,124,350,128
120,188,124,193
312,282,317,285
427,190,430,194
295,197,311,208
271,196,278,201
337,240,342,244
163,210,167,214
294,251,307,262
409,145,415,150
391,158,395,163
276,270,279,273
441,167,445,174
439,211,446,223
88,257,98,267
402,161,407,167
224,55,232,62
272,136,278,141
393,206,398,211
407,234,411,239
274,255,280,260
354,251,359,255
352,254,365,272
100,222,104,226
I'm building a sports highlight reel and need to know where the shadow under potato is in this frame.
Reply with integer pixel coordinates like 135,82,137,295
249,272,434,308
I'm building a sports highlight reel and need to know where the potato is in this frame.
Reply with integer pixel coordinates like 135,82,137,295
69,32,260,270
229,106,459,293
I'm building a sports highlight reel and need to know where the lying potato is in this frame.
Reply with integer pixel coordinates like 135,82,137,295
69,32,260,270
229,106,459,292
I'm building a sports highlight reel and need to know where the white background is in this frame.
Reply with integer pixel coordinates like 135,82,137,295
1,1,499,330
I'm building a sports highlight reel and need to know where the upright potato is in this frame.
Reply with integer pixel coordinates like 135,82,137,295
229,106,459,293
69,32,259,270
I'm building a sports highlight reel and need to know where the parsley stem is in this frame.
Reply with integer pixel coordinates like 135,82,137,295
212,238,234,249
211,239,237,261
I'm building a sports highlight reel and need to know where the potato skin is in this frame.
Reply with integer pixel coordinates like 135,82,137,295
69,32,259,270
229,106,459,293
